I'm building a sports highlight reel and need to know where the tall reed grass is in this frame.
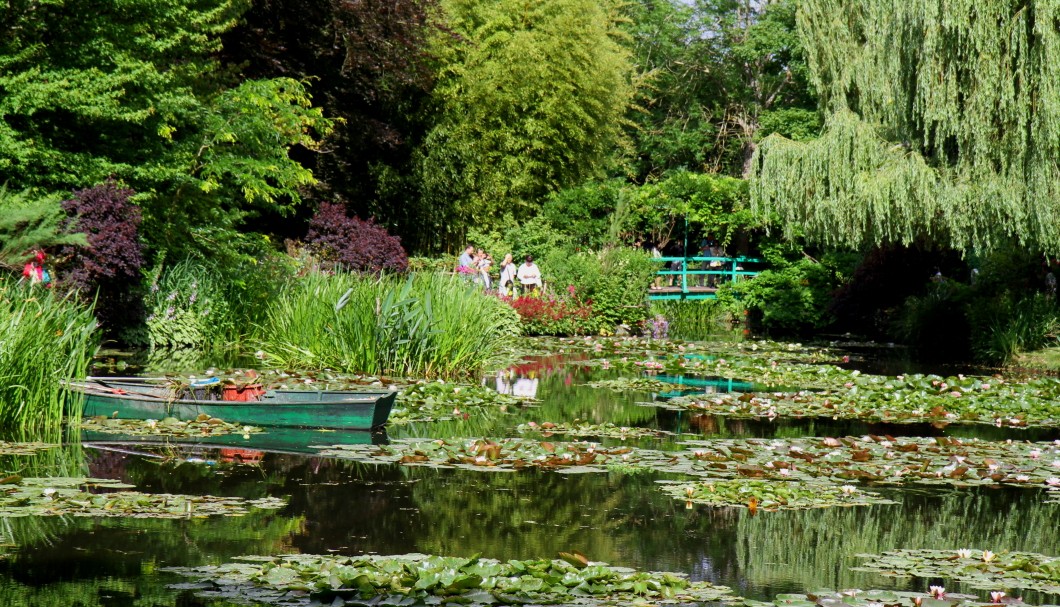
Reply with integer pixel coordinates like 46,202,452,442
256,272,520,378
650,300,734,341
0,279,98,435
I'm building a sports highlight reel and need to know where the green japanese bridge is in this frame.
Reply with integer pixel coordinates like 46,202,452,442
649,256,763,300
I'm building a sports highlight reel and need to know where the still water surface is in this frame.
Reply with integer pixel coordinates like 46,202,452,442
1,348,1058,606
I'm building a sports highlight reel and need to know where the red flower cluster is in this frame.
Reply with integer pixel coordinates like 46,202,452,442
506,295,593,336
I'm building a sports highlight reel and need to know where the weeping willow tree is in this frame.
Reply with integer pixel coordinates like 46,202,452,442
750,0,1060,254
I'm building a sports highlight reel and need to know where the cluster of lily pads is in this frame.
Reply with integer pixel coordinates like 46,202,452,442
80,416,262,438
853,549,1060,595
167,550,1060,607
0,476,284,518
677,436,1060,491
316,438,628,473
657,478,896,511
0,442,57,456
741,589,1045,607
624,364,1060,428
166,552,738,606
390,380,533,425
515,420,669,439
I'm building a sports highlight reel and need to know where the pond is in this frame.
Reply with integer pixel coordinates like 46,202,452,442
1,338,1059,606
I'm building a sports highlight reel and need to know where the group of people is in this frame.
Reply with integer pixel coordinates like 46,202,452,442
456,245,542,296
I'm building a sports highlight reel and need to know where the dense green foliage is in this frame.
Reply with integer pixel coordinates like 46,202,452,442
418,0,636,242
626,0,817,179
0,0,333,263
752,0,1060,254
0,188,86,268
124,260,237,349
256,272,520,378
0,279,97,434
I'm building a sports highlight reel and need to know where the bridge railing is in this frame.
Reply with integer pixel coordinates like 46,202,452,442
649,256,763,300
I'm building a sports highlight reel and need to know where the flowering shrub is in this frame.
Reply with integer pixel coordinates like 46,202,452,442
640,314,669,339
306,202,407,273
506,294,594,336
122,260,234,348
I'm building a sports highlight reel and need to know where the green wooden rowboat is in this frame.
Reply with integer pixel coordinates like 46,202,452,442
70,377,396,430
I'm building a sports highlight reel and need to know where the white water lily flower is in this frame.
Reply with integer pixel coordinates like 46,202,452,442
42,488,57,498
840,485,857,496
956,548,972,558
982,550,997,562
1046,477,1060,487
146,419,158,428
1030,449,1042,459
1052,461,1060,468
1014,475,1030,482
778,468,790,476
991,592,1006,603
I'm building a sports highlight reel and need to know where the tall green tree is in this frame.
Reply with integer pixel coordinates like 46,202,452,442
417,0,637,245
751,0,1060,254
219,0,440,251
626,0,817,180
0,0,332,262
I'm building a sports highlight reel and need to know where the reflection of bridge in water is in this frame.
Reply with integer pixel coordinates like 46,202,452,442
652,374,755,399
649,256,763,300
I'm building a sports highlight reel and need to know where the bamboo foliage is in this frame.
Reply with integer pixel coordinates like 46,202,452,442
751,0,1060,253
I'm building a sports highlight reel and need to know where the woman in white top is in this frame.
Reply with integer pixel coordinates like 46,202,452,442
498,253,516,296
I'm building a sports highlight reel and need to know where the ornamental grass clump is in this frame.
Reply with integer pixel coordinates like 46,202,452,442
0,279,98,434
257,272,519,378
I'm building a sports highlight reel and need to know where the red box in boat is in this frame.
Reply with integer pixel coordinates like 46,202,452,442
222,384,266,401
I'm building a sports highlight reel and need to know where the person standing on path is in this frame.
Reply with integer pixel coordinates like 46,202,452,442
516,255,542,296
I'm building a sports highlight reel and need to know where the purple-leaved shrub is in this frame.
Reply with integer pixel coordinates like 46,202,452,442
306,202,408,273
58,180,144,333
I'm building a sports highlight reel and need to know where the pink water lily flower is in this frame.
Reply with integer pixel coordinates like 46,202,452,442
991,591,1006,603
930,586,945,598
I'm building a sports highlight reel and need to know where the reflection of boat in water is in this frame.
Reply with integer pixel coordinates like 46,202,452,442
653,375,755,398
80,425,387,456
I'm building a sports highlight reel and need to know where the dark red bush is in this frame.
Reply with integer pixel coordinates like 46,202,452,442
57,180,145,334
306,202,408,273
59,180,143,290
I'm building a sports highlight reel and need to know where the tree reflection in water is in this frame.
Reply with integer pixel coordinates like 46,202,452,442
0,344,1056,605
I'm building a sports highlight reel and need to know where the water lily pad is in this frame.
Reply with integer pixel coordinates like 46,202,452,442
748,589,1055,607
674,436,1060,491
657,478,897,511
0,476,285,519
516,420,670,439
315,438,632,473
79,416,263,438
0,442,57,456
166,552,738,606
853,549,1060,594
390,381,532,424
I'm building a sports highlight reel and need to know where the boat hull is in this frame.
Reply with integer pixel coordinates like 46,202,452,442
76,383,396,430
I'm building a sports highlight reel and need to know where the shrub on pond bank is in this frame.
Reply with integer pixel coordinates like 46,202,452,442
0,279,97,433
256,272,519,378
122,259,236,349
